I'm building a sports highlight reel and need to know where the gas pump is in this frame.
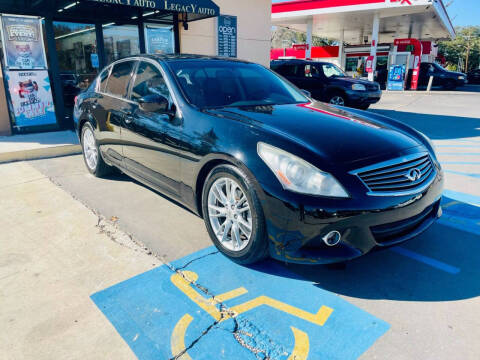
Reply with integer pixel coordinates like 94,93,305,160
390,38,423,90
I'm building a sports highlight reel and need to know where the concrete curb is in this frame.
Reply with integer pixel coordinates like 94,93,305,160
383,90,479,96
0,144,82,164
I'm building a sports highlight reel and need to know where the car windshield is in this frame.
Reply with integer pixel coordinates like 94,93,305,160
432,63,446,72
321,63,346,78
168,60,308,109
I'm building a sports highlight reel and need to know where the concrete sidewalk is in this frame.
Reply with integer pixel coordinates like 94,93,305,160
0,161,155,360
0,130,81,164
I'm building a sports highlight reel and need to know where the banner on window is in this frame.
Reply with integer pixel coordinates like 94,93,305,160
6,70,57,128
0,15,47,70
145,25,174,55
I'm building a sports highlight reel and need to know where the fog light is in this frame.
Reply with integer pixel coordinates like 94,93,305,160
322,231,342,247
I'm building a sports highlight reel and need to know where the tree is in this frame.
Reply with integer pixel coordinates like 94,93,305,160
271,27,336,49
438,26,480,72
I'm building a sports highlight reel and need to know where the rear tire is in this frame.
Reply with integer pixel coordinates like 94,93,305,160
202,164,268,265
81,122,113,177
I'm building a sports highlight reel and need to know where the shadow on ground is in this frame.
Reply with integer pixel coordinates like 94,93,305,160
248,197,480,302
370,110,480,140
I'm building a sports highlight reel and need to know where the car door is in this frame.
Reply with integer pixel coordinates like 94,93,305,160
418,63,432,88
294,64,325,100
471,70,480,83
121,60,182,197
100,60,137,167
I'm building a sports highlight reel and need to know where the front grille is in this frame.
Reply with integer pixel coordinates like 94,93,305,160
352,153,436,196
367,84,379,91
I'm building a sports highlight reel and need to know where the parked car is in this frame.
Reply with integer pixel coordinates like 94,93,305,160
271,59,381,110
74,55,443,265
467,68,480,84
413,62,467,90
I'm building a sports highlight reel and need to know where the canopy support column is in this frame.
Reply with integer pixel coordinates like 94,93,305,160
338,30,345,70
368,12,380,82
306,18,313,60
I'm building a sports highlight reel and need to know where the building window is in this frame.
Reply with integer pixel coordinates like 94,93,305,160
103,24,140,64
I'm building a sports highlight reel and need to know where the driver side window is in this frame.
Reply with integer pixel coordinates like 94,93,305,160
131,62,170,102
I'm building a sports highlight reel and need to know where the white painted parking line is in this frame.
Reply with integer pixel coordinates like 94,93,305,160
390,247,461,275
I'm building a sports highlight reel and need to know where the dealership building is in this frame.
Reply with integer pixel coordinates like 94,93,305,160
271,0,455,80
0,0,272,136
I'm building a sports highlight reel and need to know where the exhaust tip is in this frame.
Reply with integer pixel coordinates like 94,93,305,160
322,231,342,247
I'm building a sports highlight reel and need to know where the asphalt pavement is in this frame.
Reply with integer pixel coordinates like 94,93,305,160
8,90,480,359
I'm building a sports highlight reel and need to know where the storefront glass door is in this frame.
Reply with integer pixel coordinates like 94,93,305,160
53,21,98,114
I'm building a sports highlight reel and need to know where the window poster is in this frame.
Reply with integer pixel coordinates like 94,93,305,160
6,70,57,128
145,25,174,55
0,15,47,70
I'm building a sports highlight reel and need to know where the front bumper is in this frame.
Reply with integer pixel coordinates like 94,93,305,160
346,90,382,106
261,168,444,265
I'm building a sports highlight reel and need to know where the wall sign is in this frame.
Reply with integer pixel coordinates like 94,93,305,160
0,15,47,70
87,0,219,16
6,70,57,128
217,15,237,58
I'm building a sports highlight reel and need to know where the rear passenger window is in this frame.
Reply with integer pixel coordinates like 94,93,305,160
98,67,110,93
278,64,298,77
105,61,135,98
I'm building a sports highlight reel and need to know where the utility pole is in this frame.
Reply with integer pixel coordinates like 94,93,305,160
464,29,473,72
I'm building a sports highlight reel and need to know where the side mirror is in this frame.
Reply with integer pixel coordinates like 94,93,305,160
138,94,175,117
301,89,312,98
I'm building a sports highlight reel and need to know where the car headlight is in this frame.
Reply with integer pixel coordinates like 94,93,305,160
257,142,349,198
352,84,366,91
458,76,465,80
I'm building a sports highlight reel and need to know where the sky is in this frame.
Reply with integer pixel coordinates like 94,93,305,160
271,0,479,27
447,0,480,27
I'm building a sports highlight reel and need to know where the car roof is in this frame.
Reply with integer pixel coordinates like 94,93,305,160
271,59,330,66
120,54,253,64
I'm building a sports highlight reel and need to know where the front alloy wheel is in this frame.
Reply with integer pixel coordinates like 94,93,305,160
208,177,252,252
329,95,345,106
202,165,268,264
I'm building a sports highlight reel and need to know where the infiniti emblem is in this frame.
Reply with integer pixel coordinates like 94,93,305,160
406,168,422,182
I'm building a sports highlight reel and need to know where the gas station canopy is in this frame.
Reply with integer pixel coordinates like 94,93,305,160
272,0,455,44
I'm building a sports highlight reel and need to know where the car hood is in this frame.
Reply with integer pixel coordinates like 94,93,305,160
333,77,373,86
207,101,422,165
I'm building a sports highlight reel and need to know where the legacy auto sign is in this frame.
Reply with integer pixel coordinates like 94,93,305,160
88,0,217,16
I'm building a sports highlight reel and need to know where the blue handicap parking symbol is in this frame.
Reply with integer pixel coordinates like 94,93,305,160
91,248,390,359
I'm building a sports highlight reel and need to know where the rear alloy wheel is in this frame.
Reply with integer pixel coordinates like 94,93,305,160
81,123,112,177
202,165,268,264
329,94,346,106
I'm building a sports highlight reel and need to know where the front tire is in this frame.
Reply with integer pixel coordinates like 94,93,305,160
443,80,457,90
202,165,268,265
328,92,346,106
81,123,112,177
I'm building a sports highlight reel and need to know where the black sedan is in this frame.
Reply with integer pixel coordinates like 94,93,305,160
74,55,443,265
271,59,382,110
